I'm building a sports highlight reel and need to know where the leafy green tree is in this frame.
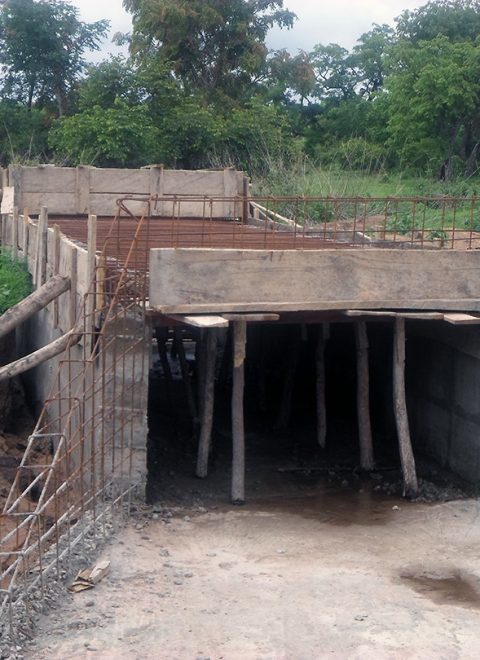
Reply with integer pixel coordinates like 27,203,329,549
353,24,395,99
267,49,316,106
0,0,108,115
310,44,359,101
395,0,480,43
386,36,480,175
48,100,159,167
0,100,49,164
122,0,295,105
78,57,144,111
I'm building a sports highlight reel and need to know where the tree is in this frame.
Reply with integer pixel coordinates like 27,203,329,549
0,0,108,115
0,100,49,164
310,44,359,101
78,57,144,111
267,49,316,106
386,36,480,175
122,0,296,105
353,24,395,99
395,0,480,43
48,100,159,167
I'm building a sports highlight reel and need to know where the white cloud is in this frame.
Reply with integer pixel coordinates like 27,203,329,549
268,0,425,52
70,0,426,61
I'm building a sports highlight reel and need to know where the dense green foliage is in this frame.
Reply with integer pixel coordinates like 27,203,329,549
2,0,480,183
0,250,32,315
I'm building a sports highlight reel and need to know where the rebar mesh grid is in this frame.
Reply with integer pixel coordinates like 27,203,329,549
50,195,480,258
0,198,152,639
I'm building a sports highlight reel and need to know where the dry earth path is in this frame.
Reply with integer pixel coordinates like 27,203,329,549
25,488,480,659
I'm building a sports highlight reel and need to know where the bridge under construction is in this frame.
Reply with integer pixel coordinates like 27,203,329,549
2,165,480,639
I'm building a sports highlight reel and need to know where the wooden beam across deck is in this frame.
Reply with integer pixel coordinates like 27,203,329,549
149,248,480,314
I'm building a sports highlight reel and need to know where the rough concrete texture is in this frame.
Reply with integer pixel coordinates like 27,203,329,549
26,492,480,659
408,323,480,486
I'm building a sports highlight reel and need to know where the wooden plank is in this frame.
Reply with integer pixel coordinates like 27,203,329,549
22,208,29,256
166,314,229,328
222,313,280,322
443,313,480,325
37,206,48,287
344,310,444,320
1,187,14,214
15,166,76,193
149,248,480,314
75,166,91,214
89,168,149,193
11,207,18,259
69,247,78,328
154,300,480,314
53,225,61,328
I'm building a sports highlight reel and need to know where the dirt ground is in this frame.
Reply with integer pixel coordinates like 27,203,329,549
24,476,480,660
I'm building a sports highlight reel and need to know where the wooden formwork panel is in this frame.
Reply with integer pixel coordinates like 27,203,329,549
9,166,246,217
149,248,480,313
9,165,244,217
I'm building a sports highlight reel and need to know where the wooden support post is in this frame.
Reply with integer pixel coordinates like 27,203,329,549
174,327,198,427
231,320,247,504
196,330,206,420
393,317,418,498
316,323,329,449
12,207,18,259
196,329,217,478
69,247,78,329
22,207,29,257
37,206,48,287
53,225,61,329
86,213,97,350
355,321,374,470
86,213,97,322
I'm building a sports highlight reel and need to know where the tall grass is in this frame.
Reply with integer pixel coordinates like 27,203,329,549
252,151,480,199
0,250,32,315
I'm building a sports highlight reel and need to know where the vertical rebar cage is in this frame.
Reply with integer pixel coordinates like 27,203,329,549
0,200,151,640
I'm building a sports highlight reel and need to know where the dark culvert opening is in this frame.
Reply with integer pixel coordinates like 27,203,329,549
146,321,471,506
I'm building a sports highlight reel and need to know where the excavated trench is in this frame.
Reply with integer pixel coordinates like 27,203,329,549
146,321,472,508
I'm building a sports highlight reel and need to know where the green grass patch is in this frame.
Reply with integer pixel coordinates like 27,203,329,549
0,250,32,315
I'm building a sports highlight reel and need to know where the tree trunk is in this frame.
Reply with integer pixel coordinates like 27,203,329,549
196,329,217,479
231,320,247,504
0,274,70,341
393,317,418,498
0,328,81,383
355,321,374,470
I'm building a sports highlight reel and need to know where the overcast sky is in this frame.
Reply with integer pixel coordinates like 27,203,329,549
74,0,426,60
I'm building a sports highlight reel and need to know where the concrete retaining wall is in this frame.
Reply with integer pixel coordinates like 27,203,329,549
408,322,480,486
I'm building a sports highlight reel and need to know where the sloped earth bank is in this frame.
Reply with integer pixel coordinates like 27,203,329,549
25,473,480,659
